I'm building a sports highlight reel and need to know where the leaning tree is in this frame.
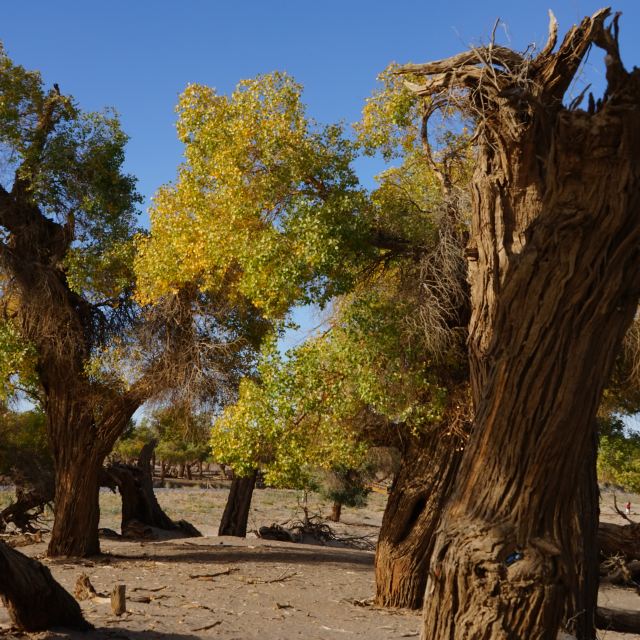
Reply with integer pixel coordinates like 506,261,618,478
400,9,640,639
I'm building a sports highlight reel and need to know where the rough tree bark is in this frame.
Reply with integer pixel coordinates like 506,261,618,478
45,395,138,557
219,470,258,537
375,431,464,609
401,10,640,639
0,541,91,631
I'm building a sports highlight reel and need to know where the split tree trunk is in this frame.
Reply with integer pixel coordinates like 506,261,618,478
0,541,91,631
402,11,640,639
375,432,464,609
219,470,257,537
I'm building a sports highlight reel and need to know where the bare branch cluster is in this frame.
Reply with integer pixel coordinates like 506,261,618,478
398,9,625,148
128,286,268,412
403,191,469,363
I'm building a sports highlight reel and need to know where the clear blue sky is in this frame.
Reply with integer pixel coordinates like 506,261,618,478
3,1,639,214
3,1,640,354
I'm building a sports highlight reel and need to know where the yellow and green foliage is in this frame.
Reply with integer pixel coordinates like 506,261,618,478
0,320,37,401
210,335,369,488
136,72,372,317
597,417,640,492
199,69,469,486
0,409,49,477
112,406,211,467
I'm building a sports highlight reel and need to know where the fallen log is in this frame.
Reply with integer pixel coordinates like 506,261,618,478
599,522,640,560
0,541,91,631
596,606,640,634
0,473,54,533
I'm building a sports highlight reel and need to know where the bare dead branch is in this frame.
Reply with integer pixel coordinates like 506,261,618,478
538,9,559,58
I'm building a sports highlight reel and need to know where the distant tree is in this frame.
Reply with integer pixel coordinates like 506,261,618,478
318,463,373,523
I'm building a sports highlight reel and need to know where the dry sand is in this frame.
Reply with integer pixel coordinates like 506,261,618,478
0,486,638,639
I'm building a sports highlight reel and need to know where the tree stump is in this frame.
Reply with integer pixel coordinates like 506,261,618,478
111,584,126,615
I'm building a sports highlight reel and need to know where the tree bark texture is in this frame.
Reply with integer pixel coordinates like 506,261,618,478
47,413,105,557
0,541,91,631
562,430,600,639
218,470,258,537
403,11,640,639
45,397,137,556
375,431,464,609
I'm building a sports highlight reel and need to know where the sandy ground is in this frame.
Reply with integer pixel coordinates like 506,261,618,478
0,486,638,639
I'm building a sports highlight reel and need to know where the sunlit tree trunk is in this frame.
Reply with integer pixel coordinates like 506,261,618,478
45,386,138,556
402,11,640,638
375,432,464,609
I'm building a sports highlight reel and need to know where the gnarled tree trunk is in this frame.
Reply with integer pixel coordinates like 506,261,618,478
0,541,91,631
102,441,201,537
402,11,640,639
46,394,138,557
375,431,464,609
219,470,257,537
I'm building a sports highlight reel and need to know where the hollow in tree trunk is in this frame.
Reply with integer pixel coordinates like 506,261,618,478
0,541,91,631
402,11,640,639
219,470,257,537
375,431,464,609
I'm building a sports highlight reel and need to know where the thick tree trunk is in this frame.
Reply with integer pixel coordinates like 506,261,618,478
46,397,138,557
403,12,640,639
375,432,464,609
47,428,104,557
563,431,600,639
0,541,91,631
218,470,257,537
